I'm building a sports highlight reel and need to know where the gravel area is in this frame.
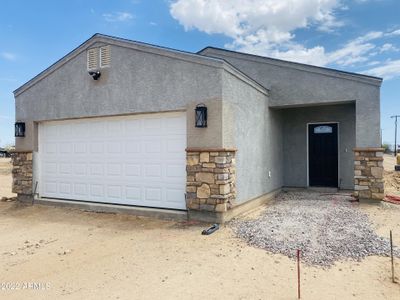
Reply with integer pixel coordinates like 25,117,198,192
231,191,400,267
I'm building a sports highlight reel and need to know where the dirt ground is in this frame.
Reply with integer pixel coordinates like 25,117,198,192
0,158,16,199
383,154,400,196
1,159,400,299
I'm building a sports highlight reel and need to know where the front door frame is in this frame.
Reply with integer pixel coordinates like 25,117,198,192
306,122,340,188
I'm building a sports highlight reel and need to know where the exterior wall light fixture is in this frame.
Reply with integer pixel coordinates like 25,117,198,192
88,70,101,80
195,104,207,128
15,122,25,137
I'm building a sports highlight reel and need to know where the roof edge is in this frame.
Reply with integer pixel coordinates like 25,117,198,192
14,34,267,97
198,46,383,87
13,34,226,97
221,62,269,95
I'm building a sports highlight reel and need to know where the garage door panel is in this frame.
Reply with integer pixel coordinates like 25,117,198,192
59,182,72,195
145,187,162,202
125,140,141,153
74,142,87,154
39,112,186,210
166,188,185,204
125,163,141,177
59,163,72,175
90,184,104,198
74,183,87,196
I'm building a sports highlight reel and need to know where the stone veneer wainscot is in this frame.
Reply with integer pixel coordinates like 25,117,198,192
186,148,236,212
353,147,384,200
11,151,33,198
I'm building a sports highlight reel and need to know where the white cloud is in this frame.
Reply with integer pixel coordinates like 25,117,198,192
380,43,398,53
365,60,400,79
103,11,133,22
169,0,369,66
0,52,16,61
170,0,343,45
387,29,400,36
170,1,400,79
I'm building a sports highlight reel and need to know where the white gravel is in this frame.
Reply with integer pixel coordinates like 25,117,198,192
231,191,399,267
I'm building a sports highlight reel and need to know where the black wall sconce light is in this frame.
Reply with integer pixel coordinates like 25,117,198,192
195,104,207,128
15,122,25,137
88,70,101,80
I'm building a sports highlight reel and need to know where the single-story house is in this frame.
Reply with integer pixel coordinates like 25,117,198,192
12,34,384,222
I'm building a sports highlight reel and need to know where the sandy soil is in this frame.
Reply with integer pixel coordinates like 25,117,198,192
0,158,16,199
383,154,400,196
0,201,399,300
0,159,399,299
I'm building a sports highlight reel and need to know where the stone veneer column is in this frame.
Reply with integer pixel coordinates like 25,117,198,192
186,148,236,213
11,152,33,201
353,147,384,201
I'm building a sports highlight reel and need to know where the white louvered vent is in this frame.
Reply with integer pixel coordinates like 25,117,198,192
87,48,99,71
100,46,111,68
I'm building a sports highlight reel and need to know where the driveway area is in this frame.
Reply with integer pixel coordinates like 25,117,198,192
1,158,400,299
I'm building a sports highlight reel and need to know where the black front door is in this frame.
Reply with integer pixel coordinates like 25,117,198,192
308,123,338,187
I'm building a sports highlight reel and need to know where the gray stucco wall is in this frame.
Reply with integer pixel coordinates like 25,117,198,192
15,43,227,151
222,72,283,203
199,48,381,148
281,103,355,189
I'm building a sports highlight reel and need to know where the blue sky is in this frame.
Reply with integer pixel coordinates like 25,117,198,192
1,0,399,147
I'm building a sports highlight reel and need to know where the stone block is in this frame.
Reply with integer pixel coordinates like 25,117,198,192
214,157,227,164
195,172,215,184
186,186,197,193
187,155,199,166
355,185,369,191
216,173,229,180
186,165,202,172
202,163,216,168
186,192,197,199
220,184,230,195
200,152,209,163
197,184,210,198
371,167,383,178
188,202,200,210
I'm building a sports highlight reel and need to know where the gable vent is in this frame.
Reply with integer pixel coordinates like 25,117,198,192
87,48,99,71
100,46,111,68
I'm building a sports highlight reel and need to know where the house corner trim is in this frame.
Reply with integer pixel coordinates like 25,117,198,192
11,151,33,199
186,149,236,213
353,148,384,201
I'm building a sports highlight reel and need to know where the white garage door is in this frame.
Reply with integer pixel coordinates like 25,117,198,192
39,112,187,210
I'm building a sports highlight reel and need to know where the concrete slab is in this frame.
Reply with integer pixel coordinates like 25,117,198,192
34,198,188,221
